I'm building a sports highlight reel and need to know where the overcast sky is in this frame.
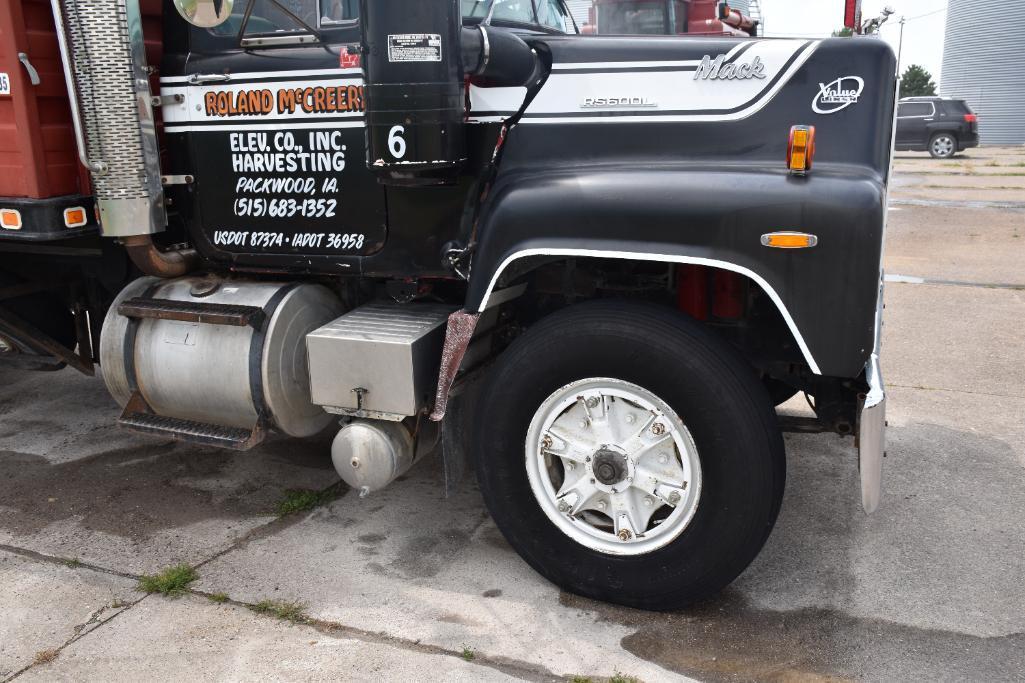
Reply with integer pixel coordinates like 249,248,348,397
759,0,948,85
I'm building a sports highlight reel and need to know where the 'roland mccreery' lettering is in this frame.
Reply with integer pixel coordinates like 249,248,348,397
204,85,366,117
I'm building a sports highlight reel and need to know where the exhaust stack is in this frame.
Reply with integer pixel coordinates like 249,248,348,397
51,0,165,237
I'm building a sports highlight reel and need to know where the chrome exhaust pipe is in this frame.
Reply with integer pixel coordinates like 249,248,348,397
50,0,166,238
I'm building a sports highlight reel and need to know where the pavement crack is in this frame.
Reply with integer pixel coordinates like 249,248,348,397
2,591,147,683
885,273,1025,291
201,592,564,682
0,544,138,581
888,383,1025,400
192,481,351,572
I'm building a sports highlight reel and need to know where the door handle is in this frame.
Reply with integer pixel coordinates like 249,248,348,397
188,73,231,85
924,119,934,122
17,53,41,86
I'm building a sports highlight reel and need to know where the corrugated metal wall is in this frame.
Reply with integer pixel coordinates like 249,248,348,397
566,0,591,26
941,0,1025,145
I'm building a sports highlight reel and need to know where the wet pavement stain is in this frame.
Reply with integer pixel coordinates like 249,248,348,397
559,591,1025,682
391,528,475,579
0,434,336,541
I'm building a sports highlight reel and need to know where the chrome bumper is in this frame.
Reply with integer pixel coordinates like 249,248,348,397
858,352,886,513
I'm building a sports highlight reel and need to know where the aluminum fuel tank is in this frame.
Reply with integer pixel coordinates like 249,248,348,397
100,276,344,438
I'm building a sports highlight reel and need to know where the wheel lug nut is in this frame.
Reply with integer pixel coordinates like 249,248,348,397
625,413,636,424
651,422,666,436
579,420,589,429
597,501,607,511
618,528,632,541
586,397,599,409
558,500,570,513
541,435,553,449
644,496,653,506
658,454,669,465
585,456,591,463
668,491,681,505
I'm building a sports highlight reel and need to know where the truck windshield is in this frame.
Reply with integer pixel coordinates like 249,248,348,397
210,0,576,39
596,1,669,34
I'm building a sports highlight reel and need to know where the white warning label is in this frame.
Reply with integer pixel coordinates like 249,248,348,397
387,34,443,63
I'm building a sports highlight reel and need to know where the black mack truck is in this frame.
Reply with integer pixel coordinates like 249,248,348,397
0,0,893,610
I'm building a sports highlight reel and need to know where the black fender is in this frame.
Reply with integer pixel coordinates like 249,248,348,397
463,164,885,379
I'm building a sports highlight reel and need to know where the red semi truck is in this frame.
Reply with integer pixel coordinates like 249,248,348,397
580,0,760,37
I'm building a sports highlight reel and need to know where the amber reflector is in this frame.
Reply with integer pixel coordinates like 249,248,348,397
0,209,23,230
787,125,816,175
761,232,819,249
64,207,88,228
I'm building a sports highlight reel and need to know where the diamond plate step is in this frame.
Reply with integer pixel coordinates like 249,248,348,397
118,393,264,451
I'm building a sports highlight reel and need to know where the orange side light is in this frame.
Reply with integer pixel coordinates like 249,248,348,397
787,125,816,175
761,232,819,249
64,207,88,228
0,209,23,230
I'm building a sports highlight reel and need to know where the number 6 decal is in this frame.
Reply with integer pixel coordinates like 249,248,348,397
388,125,406,159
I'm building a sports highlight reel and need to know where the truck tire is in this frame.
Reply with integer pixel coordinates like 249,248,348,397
475,300,785,610
929,133,957,159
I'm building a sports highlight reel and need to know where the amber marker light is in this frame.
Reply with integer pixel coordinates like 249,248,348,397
64,207,88,228
0,209,23,230
761,232,819,249
787,125,816,176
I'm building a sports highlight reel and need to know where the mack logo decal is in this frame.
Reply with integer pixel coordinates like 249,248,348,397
694,54,767,81
581,96,659,109
813,76,865,114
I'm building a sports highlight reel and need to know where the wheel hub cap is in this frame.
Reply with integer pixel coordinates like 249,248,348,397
592,447,629,486
525,378,703,556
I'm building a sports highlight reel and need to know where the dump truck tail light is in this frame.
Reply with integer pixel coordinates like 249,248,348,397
787,125,816,175
0,209,23,230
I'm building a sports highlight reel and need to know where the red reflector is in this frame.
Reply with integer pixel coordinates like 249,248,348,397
964,114,977,123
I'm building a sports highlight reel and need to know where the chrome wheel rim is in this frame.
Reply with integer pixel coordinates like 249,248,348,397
933,136,954,157
525,378,702,556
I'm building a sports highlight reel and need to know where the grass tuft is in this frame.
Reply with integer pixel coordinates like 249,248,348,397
208,592,229,604
609,673,639,683
460,645,476,661
137,564,198,597
63,558,81,569
275,488,338,517
33,649,59,665
570,677,593,683
252,599,310,624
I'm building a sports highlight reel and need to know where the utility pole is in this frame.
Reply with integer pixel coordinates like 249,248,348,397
896,15,906,76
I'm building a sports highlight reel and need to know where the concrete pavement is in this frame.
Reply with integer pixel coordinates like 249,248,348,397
2,146,1024,682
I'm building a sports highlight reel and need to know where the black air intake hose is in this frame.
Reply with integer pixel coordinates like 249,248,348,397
461,26,537,87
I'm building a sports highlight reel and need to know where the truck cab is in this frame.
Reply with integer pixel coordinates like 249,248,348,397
0,0,893,611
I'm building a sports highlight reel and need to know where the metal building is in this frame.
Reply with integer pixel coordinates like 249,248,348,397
565,0,591,26
941,0,1025,144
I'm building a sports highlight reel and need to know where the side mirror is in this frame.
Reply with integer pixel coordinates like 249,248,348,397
172,0,234,28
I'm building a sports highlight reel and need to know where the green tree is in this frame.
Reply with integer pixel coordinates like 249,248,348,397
832,27,854,37
900,65,937,97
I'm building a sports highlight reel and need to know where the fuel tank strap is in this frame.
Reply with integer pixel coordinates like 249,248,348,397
247,283,301,423
122,282,162,396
